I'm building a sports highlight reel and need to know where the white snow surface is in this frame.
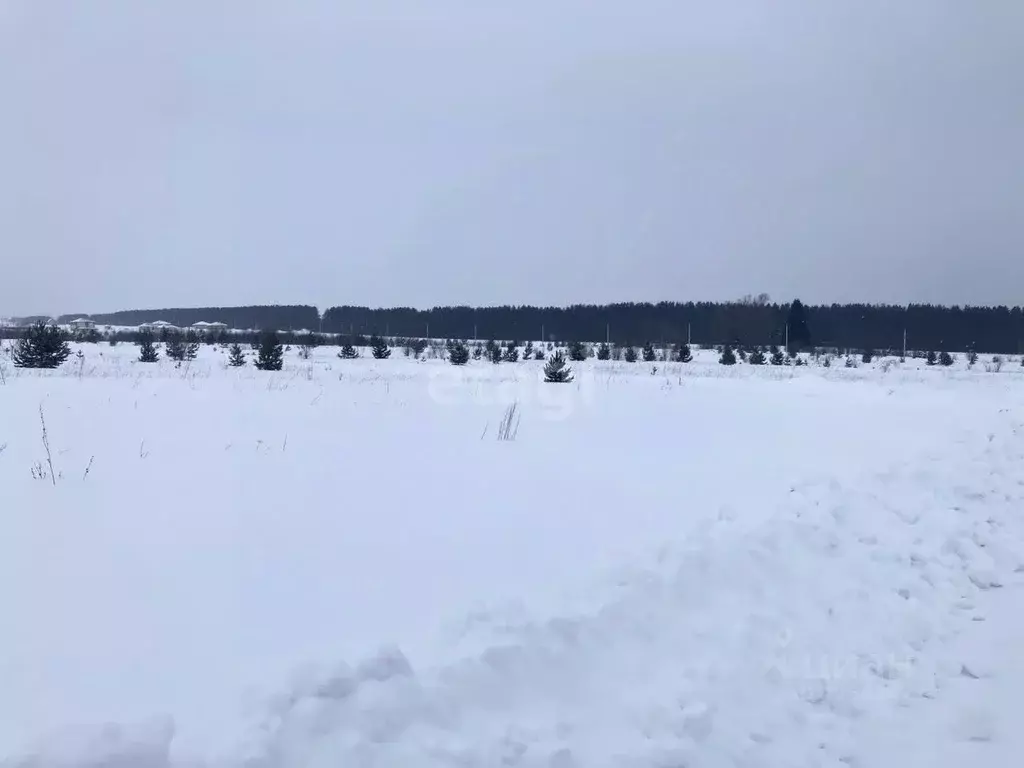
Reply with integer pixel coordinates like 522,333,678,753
2,345,1024,767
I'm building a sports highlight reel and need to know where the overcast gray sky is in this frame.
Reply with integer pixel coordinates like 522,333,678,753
2,1,1022,317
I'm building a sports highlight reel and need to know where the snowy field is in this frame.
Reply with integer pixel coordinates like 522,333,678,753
2,343,1024,767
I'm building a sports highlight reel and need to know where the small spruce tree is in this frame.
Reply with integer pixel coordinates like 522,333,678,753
370,336,391,359
137,330,159,363
165,333,186,362
523,340,534,360
596,342,611,360
227,343,246,367
543,350,574,383
676,343,693,363
624,346,638,363
12,322,72,369
939,351,954,367
862,349,875,364
533,347,545,360
503,341,519,362
770,346,785,366
748,347,766,365
338,339,359,359
568,340,588,362
719,345,737,365
472,345,483,360
967,347,978,366
488,342,503,364
642,342,657,362
183,331,200,361
448,341,470,365
926,350,937,366
255,331,284,371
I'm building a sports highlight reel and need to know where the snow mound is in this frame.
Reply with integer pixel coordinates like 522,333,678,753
196,426,1022,767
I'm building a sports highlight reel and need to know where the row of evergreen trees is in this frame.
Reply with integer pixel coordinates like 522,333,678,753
8,320,1018,372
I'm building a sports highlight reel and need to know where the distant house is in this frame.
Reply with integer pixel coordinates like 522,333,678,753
69,318,97,331
139,320,179,332
190,321,228,332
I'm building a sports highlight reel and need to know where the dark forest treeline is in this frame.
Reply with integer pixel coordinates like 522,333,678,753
321,302,1024,353
26,300,1024,353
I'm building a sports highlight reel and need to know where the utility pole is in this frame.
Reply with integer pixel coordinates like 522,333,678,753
785,323,789,351
606,323,610,344
541,324,545,343
687,322,691,346
903,328,907,359
426,322,429,340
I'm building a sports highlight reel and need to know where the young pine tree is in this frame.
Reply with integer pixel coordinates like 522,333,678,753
448,341,470,365
255,331,284,371
926,350,937,366
642,342,657,362
503,341,520,362
533,347,545,360
137,330,159,363
748,347,766,365
676,343,693,363
228,343,246,367
523,340,534,360
472,344,484,360
568,340,588,362
370,336,391,360
596,342,611,360
338,339,359,359
543,350,574,383
12,322,72,369
624,346,638,363
719,345,737,365
861,349,875,364
769,346,785,366
164,333,186,362
939,351,954,367
183,331,201,361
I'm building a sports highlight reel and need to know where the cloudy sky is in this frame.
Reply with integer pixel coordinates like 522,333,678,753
1,1,1022,316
